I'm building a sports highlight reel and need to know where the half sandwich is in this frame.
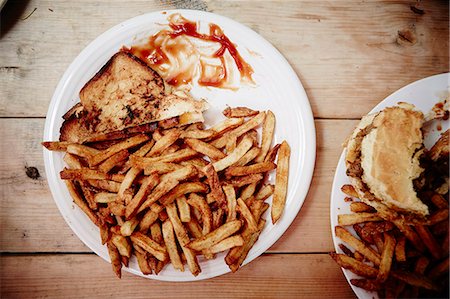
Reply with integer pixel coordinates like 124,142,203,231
60,51,208,143
345,103,429,223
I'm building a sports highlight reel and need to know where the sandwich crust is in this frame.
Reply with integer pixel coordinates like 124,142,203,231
345,104,429,223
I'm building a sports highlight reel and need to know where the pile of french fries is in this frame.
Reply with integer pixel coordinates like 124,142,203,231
332,184,449,298
43,107,291,277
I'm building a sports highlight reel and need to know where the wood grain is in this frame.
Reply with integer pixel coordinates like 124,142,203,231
0,253,355,298
0,118,357,253
0,0,447,118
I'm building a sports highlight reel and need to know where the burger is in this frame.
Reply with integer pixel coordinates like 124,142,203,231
345,102,430,224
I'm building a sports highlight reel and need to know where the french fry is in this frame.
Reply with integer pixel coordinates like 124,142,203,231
392,220,425,252
337,213,383,226
63,153,83,169
232,147,260,167
213,135,253,172
210,235,244,254
209,117,244,137
66,144,100,159
64,180,99,225
394,235,406,262
349,202,376,213
111,234,132,258
80,182,98,210
159,182,209,206
147,129,181,157
377,232,396,282
176,195,191,222
223,106,258,118
255,184,274,201
138,179,179,213
185,218,215,260
139,209,160,233
211,112,266,148
225,162,276,178
338,244,355,257
107,241,122,278
60,168,125,182
223,184,237,222
130,232,168,262
98,149,129,173
430,193,449,209
335,226,381,266
143,162,183,175
415,225,442,259
162,220,184,271
181,129,214,139
271,140,290,224
99,222,110,245
203,164,227,208
240,182,257,201
120,217,140,236
135,250,153,275
41,141,72,151
150,222,164,245
90,134,150,166
225,135,237,153
125,173,159,219
187,220,242,251
391,270,440,291
212,209,225,230
350,279,380,291
185,138,226,160
428,209,449,225
237,198,258,233
129,148,198,167
264,143,280,163
188,193,213,235
429,256,449,279
341,184,359,198
87,179,120,193
94,192,118,203
228,173,263,188
255,110,275,162
330,253,378,278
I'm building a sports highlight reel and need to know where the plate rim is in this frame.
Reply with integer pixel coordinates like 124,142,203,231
329,72,450,298
43,9,316,282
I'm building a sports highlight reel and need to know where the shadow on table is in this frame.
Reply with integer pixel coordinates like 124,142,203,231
1,0,32,39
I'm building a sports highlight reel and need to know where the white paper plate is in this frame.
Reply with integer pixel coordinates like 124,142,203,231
43,9,316,281
330,73,450,298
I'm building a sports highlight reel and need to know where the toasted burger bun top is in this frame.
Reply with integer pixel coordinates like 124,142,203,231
345,103,429,222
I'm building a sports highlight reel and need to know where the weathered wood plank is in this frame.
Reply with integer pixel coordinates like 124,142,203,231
0,0,447,118
0,118,357,253
0,253,355,298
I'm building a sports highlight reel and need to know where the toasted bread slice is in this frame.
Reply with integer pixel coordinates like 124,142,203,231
60,52,207,143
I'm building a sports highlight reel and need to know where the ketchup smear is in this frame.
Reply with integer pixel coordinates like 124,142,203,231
124,14,254,88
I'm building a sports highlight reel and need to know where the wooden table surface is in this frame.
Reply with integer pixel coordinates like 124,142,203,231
0,0,448,298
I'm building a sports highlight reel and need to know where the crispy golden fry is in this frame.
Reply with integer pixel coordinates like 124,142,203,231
120,217,140,236
63,153,83,169
67,144,100,159
337,213,383,226
225,135,237,153
187,220,242,251
64,180,99,225
130,232,168,262
415,225,442,259
162,220,184,272
349,202,376,213
335,226,381,266
392,220,425,252
166,203,201,276
429,256,449,278
233,147,260,167
214,135,253,172
125,173,159,219
185,138,226,160
391,270,440,291
428,209,449,225
395,235,406,262
377,232,396,282
264,143,280,164
135,250,153,275
147,129,180,157
94,192,117,203
255,184,274,201
185,218,215,260
237,198,258,233
255,110,275,162
99,222,110,245
138,179,179,213
338,244,354,257
209,117,244,137
176,195,191,222
250,200,266,223
143,162,183,175
210,235,244,254
109,202,126,217
223,184,237,222
350,279,380,291
159,182,209,206
181,129,214,139
87,179,120,193
98,149,129,173
225,162,276,178
188,193,213,235
203,164,227,208
223,106,258,118
330,253,378,278
79,181,98,210
271,140,290,224
240,182,257,201
212,112,266,148
41,141,72,151
139,209,160,233
150,223,163,245
130,148,198,167
60,168,125,182
212,208,225,230
228,174,263,188
90,134,149,166
431,193,449,209
111,234,132,258
107,241,122,278
341,184,359,198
